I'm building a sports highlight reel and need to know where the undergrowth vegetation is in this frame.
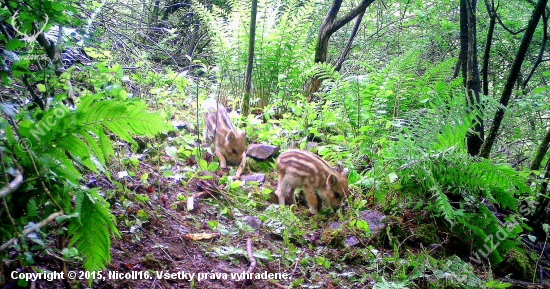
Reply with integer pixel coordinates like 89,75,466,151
194,0,317,107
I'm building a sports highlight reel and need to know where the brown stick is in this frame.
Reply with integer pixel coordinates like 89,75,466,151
246,238,256,273
0,211,63,250
269,281,290,289
0,168,23,198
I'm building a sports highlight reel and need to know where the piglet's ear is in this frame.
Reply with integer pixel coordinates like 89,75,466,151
226,131,236,142
327,174,338,186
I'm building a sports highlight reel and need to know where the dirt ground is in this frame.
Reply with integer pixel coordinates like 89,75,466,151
3,155,379,289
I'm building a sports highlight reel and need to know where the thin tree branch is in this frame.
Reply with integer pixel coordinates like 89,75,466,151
523,11,548,88
335,10,365,71
330,0,375,35
0,168,23,199
495,14,527,35
482,0,497,96
0,212,64,251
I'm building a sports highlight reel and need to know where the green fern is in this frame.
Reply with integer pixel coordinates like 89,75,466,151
193,0,316,105
308,62,340,82
383,95,527,266
5,95,170,273
69,189,120,272
398,148,525,264
15,96,169,179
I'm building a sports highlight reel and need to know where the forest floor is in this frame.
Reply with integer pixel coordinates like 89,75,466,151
92,163,294,289
89,151,406,289
87,158,383,289
6,143,491,289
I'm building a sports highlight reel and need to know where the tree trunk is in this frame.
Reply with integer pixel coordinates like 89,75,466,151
482,0,496,96
530,129,550,170
465,0,484,156
479,0,548,158
306,0,375,100
457,0,468,84
243,0,258,117
530,156,550,230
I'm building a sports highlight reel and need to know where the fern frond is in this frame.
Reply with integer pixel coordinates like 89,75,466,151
387,98,528,266
308,62,339,81
430,184,457,226
69,189,120,272
75,129,106,166
57,134,99,173
77,97,170,148
98,126,115,161
43,149,83,184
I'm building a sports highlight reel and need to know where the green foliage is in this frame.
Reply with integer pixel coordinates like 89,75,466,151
69,189,120,272
11,95,170,180
0,47,169,271
321,51,461,135
3,0,548,286
381,95,526,265
427,256,485,288
193,0,317,106
2,80,170,274
373,279,409,289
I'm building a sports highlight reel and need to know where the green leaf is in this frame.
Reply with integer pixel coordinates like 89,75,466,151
355,219,370,234
198,159,208,170
165,146,178,158
348,170,360,184
533,86,548,93
140,173,150,182
36,83,46,92
207,162,219,172
27,200,38,217
229,180,243,189
435,81,447,93
69,189,120,273
6,39,24,50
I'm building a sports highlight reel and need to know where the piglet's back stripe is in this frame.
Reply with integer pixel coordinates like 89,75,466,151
280,150,336,174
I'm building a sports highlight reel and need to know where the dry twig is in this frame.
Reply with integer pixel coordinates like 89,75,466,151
246,238,256,273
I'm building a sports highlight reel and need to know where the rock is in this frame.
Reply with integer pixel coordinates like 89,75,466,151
321,211,388,248
329,221,344,230
172,120,191,131
346,236,360,247
306,142,319,151
246,144,279,161
241,216,262,230
360,210,388,237
496,249,535,280
240,173,266,185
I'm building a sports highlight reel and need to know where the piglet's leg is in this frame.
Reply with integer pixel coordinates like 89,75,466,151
234,152,247,178
276,175,287,207
215,149,227,169
303,185,319,214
